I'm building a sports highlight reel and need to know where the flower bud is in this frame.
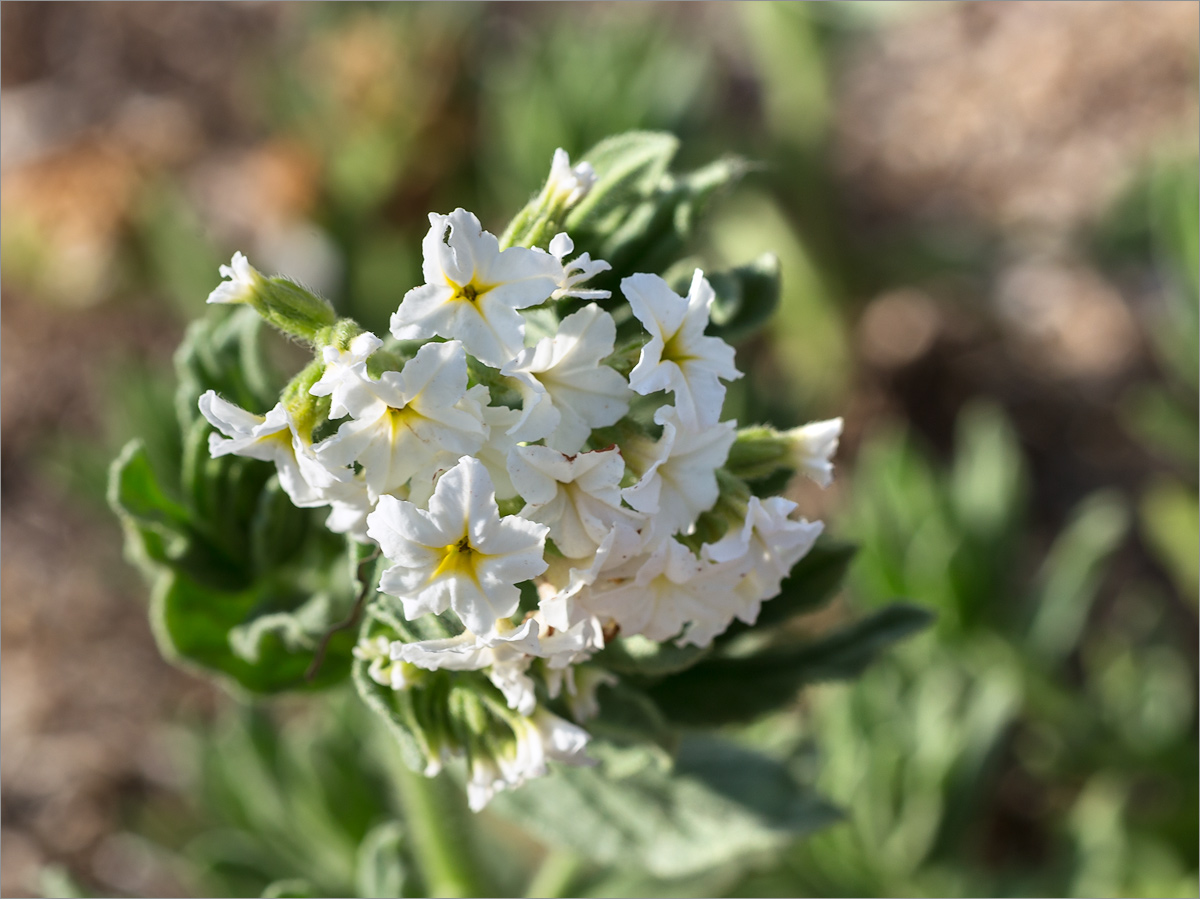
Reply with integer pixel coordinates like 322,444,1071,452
500,148,597,250
208,252,337,343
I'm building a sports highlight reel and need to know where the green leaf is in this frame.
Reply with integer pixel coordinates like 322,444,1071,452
261,878,321,898
649,603,934,725
355,821,407,899
153,570,354,693
586,680,677,761
1028,491,1129,663
174,307,279,431
559,133,745,294
595,634,711,677
251,478,314,573
706,252,782,343
490,734,838,878
566,131,679,234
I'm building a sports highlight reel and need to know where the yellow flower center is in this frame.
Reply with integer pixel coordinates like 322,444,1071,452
451,278,491,304
386,404,425,436
432,536,483,585
661,328,696,365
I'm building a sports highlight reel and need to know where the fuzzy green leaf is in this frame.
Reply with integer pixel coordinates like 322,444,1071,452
490,734,838,878
650,603,934,725
706,252,782,343
355,821,407,899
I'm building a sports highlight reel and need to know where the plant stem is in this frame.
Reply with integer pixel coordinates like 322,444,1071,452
525,848,582,899
395,764,481,898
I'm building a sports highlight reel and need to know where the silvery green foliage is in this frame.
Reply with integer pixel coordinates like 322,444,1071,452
111,133,929,852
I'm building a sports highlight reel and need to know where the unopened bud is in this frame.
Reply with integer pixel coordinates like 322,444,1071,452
207,252,337,343
500,148,597,250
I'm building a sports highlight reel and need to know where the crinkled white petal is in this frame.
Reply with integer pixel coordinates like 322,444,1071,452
623,270,742,430
199,391,339,508
313,341,486,500
365,456,548,635
549,232,612,300
391,209,560,366
787,417,843,487
582,538,730,643
508,445,641,559
501,304,630,453
310,331,384,419
207,252,262,305
620,407,736,544
546,148,597,208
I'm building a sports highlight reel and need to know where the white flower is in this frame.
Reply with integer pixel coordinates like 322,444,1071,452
199,390,335,508
623,270,742,431
701,496,824,630
390,209,561,367
313,341,487,501
582,537,739,645
785,417,843,487
535,523,642,631
474,403,524,501
621,406,736,544
366,456,549,635
545,148,596,208
353,636,418,691
549,233,611,300
390,618,542,715
500,303,631,452
467,708,593,812
507,445,640,559
320,473,375,542
310,331,384,420
206,251,263,305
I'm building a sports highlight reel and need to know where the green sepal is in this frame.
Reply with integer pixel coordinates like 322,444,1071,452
251,276,337,344
648,603,934,726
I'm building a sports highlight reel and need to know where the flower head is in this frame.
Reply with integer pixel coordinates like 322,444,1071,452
313,341,487,500
507,445,641,559
623,270,742,431
500,303,631,452
391,209,561,366
310,331,384,420
199,390,336,508
702,495,824,628
366,456,549,635
545,148,596,208
621,407,736,544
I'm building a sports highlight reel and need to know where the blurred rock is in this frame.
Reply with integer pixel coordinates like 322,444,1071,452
996,258,1140,381
858,288,941,370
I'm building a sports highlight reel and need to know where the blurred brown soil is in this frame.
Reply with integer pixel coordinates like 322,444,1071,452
0,293,215,898
835,0,1199,230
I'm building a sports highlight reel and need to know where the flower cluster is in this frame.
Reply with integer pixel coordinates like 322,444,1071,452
198,151,842,810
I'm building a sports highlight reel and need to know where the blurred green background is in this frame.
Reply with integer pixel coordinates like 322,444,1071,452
1,2,1196,897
